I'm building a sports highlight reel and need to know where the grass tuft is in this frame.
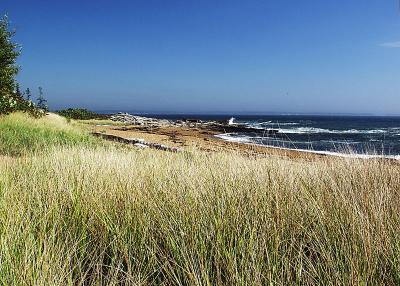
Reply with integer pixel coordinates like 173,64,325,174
0,112,99,156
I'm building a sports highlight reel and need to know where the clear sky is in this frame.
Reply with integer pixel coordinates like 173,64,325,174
2,1,400,114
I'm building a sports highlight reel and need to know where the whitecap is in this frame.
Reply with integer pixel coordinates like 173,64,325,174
278,127,331,134
214,133,252,143
215,133,400,160
320,140,361,144
260,122,298,126
278,127,388,135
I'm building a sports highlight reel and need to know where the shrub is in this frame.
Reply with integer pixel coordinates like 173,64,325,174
57,108,102,120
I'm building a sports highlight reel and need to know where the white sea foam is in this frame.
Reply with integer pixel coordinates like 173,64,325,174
260,122,298,126
278,127,388,134
214,133,252,143
320,140,361,144
250,122,299,128
278,122,300,126
278,127,330,134
214,133,400,160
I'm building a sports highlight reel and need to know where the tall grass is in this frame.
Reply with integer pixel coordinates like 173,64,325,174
0,142,399,285
0,112,99,156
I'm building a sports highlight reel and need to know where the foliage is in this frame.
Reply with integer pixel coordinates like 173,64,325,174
0,94,17,114
0,15,19,102
57,108,102,120
0,16,46,116
25,87,31,100
36,86,48,111
0,112,99,156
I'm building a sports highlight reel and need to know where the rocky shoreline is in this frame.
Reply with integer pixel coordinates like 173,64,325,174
94,113,400,162
93,113,326,159
110,112,279,135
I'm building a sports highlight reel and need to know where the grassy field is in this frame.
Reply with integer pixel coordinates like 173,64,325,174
0,113,400,285
0,113,99,156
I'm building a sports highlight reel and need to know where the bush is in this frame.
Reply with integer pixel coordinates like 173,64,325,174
0,94,17,114
57,108,102,120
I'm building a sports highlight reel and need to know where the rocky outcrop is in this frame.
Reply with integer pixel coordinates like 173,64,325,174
110,113,172,126
93,132,183,152
109,112,279,135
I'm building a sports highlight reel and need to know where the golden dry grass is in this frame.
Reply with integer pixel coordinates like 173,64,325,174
0,145,399,285
0,113,400,285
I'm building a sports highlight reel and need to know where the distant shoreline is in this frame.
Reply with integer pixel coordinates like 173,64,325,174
92,113,400,162
92,111,400,118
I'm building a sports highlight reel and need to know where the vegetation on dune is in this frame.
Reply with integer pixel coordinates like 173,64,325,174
0,114,399,285
0,112,99,156
56,108,103,120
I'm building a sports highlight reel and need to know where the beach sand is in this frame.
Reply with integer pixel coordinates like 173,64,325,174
93,123,328,161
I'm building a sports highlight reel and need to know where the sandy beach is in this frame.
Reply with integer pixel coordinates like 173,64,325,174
93,122,339,161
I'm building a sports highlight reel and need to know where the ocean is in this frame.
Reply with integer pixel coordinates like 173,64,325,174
147,114,400,158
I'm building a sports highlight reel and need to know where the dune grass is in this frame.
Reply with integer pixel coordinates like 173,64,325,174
1,149,400,285
0,113,400,285
0,112,99,156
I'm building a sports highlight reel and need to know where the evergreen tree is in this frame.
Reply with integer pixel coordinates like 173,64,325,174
0,15,20,113
25,88,31,101
37,86,48,111
15,83,22,100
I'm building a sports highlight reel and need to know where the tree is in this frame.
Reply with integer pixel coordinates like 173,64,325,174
0,15,44,117
25,88,31,100
37,86,48,111
0,15,20,114
15,82,22,99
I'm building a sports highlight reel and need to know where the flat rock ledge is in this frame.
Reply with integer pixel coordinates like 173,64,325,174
93,132,183,152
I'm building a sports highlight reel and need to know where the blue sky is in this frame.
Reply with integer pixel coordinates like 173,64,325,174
2,1,400,114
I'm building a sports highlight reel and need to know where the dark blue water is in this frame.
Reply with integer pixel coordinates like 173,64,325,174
144,114,400,156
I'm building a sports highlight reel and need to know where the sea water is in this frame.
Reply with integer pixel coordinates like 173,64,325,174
149,114,400,158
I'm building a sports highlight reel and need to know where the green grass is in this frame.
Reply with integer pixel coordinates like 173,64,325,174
0,112,99,156
0,113,399,285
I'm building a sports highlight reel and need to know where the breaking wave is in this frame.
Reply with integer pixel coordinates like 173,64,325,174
214,133,400,160
278,127,388,134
